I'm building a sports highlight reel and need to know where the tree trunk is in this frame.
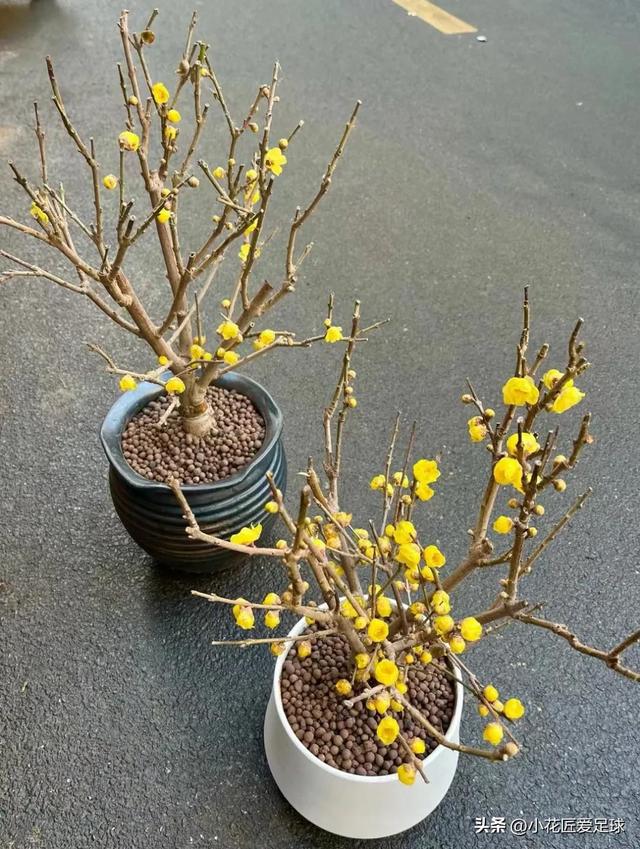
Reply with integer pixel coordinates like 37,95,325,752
178,372,217,437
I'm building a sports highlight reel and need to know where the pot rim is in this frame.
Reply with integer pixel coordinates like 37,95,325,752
271,607,464,784
100,371,284,494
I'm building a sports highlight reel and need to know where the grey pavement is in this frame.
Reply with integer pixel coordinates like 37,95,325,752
1,1,639,847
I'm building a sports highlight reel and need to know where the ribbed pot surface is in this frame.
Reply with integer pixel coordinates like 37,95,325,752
100,372,287,572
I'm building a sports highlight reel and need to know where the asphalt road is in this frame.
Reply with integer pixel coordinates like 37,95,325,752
1,1,639,847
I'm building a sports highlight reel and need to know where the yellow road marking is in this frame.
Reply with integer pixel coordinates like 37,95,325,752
392,0,477,34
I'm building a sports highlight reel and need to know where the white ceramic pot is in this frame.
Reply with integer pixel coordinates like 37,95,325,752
263,613,464,839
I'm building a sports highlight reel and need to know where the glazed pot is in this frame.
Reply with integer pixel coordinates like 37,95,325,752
264,612,463,839
100,372,287,573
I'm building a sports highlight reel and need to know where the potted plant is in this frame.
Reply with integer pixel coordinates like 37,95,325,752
175,293,639,838
0,9,361,571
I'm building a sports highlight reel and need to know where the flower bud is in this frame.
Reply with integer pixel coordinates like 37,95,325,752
278,138,289,149
187,176,200,188
461,393,474,404
553,479,567,492
248,122,259,133
141,29,155,44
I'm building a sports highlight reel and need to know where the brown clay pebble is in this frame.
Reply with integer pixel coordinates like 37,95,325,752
121,386,265,484
280,627,455,777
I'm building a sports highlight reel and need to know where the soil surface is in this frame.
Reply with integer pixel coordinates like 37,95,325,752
121,385,265,484
280,629,455,777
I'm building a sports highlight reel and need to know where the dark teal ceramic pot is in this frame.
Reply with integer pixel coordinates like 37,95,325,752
100,373,286,573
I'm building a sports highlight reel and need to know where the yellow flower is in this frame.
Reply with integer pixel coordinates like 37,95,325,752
460,616,483,642
409,601,426,618
166,108,181,123
335,679,352,696
333,511,352,527
395,543,421,569
223,351,239,366
246,168,258,182
551,385,585,413
449,635,466,654
410,738,426,755
238,242,251,263
542,368,567,389
29,203,50,225
468,419,488,442
324,325,343,343
392,472,410,488
264,610,280,629
370,474,386,491
483,684,499,702
374,692,391,714
483,722,504,746
423,545,446,569
118,130,140,151
190,343,205,360
297,641,312,659
503,698,525,720
374,659,399,687
367,618,389,643
430,589,450,615
165,376,185,395
264,501,278,514
119,374,137,392
156,208,172,224
420,565,436,582
493,457,523,488
258,329,276,347
396,763,416,786
413,458,440,484
393,520,417,544
230,524,262,545
376,595,393,618
376,715,400,745
506,432,540,457
340,599,358,619
151,82,170,104
355,653,369,670
420,650,433,664
415,481,435,501
263,592,280,605
164,126,177,142
265,146,287,175
554,479,567,492
493,515,513,534
212,166,226,180
234,606,254,630
270,642,285,656
478,704,489,717
502,375,539,406
102,174,118,190
157,355,169,366
217,320,240,341
433,614,454,635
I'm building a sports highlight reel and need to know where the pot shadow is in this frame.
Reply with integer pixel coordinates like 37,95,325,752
138,544,283,776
